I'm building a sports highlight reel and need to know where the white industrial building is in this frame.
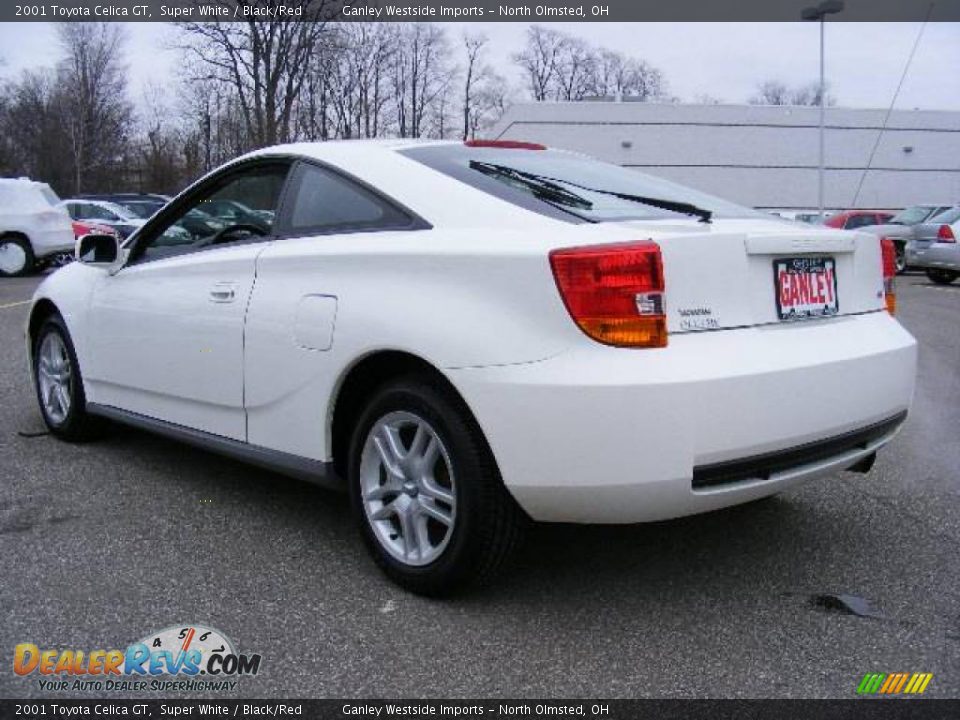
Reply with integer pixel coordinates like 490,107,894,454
490,102,960,212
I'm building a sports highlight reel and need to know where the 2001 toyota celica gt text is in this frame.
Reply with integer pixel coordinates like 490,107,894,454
26,140,917,594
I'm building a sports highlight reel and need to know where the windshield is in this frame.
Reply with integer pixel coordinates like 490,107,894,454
122,201,164,219
400,145,763,223
99,201,139,221
889,206,934,225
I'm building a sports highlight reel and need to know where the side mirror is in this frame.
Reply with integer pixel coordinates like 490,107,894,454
76,234,123,269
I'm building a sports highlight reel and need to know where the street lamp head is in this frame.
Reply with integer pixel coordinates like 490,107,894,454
802,0,844,20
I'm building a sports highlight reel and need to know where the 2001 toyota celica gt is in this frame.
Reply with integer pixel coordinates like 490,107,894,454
26,139,917,594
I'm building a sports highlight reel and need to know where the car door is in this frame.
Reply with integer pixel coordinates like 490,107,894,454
84,160,293,440
244,160,425,460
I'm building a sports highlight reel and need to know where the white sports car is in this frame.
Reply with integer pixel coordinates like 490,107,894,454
26,140,917,594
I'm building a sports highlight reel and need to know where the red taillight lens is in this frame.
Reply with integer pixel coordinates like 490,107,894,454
880,237,897,315
549,240,667,348
937,224,956,243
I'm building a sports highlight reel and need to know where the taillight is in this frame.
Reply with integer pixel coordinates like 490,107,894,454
937,224,956,243
880,238,897,315
549,240,667,348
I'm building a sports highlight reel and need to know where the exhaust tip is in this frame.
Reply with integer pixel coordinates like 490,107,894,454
846,452,877,474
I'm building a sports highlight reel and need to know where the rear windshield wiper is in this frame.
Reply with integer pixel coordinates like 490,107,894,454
471,161,713,224
469,161,595,219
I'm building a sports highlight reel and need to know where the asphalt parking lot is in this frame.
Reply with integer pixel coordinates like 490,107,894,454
0,271,958,700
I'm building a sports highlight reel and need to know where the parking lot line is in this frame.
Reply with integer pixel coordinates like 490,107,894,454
0,300,31,310
918,285,960,293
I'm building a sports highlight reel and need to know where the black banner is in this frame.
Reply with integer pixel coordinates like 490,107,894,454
3,700,960,720
3,0,959,23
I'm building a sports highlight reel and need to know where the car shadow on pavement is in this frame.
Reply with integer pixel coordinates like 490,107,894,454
90,422,860,605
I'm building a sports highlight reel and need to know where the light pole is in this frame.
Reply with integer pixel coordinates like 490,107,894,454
802,0,844,221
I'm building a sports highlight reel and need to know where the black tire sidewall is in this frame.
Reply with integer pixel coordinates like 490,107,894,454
0,236,36,277
894,243,906,274
926,269,958,285
33,315,88,437
347,379,494,593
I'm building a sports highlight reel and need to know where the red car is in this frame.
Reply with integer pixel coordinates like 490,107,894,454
823,210,895,230
71,220,119,239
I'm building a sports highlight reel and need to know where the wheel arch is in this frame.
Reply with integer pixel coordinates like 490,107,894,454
329,350,489,481
27,298,61,348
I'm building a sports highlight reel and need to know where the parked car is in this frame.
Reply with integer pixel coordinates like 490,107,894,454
71,220,119,240
859,204,955,274
60,199,146,240
26,140,917,594
0,178,75,277
111,199,227,241
822,210,895,230
84,193,230,242
61,198,191,245
907,206,960,284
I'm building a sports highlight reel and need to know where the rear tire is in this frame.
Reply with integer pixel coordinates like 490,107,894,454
32,314,104,441
926,269,958,285
348,376,525,596
894,242,907,275
0,235,35,277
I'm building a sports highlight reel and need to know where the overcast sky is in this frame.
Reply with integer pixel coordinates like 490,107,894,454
1,22,958,112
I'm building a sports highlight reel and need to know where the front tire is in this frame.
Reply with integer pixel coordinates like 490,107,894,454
33,314,103,440
348,376,525,596
926,269,958,285
0,235,35,277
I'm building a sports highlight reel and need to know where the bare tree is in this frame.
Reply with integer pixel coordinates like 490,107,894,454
514,27,666,104
56,23,133,194
178,3,333,149
589,49,665,101
391,24,451,138
461,32,487,140
750,79,835,106
553,36,596,101
513,26,567,101
1,70,73,192
790,81,836,107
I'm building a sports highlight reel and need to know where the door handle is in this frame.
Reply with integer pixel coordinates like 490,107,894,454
209,283,237,303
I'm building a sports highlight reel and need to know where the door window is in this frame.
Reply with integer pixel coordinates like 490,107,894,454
132,163,290,263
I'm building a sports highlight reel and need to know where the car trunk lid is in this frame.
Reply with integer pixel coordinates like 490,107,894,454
608,219,886,333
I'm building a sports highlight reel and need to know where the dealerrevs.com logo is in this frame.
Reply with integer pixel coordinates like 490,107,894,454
13,624,261,693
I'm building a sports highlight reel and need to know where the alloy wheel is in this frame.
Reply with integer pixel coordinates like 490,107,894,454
359,411,457,566
36,331,73,426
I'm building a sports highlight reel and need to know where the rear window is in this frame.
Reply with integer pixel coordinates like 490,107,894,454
929,207,960,225
399,145,763,224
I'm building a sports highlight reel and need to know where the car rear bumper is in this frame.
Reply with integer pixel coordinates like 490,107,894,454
448,311,916,523
906,243,959,271
31,227,75,257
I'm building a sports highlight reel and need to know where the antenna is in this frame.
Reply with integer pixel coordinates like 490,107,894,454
851,4,934,207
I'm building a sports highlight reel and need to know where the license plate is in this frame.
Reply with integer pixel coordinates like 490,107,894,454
774,256,839,320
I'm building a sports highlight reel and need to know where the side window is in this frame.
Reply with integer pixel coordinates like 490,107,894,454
65,203,80,220
133,163,290,264
844,215,870,229
284,162,412,236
